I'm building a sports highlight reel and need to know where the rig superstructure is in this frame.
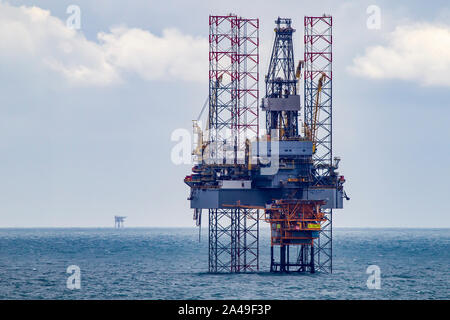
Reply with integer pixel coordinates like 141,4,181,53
184,14,348,273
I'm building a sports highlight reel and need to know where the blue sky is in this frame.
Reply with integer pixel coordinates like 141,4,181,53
0,0,449,227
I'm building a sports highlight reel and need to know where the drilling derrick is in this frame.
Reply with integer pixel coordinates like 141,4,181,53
265,18,298,139
184,15,347,274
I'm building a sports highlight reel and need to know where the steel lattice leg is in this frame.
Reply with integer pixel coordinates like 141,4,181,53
315,209,332,273
208,208,259,273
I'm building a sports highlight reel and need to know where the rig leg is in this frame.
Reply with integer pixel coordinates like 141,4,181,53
270,246,274,272
310,245,315,274
280,245,286,272
286,245,290,272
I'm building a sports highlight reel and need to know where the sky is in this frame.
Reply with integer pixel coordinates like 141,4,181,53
0,0,449,228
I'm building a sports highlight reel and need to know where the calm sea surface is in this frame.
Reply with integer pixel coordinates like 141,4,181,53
0,228,448,299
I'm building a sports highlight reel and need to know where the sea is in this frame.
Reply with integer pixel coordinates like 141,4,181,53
0,228,448,300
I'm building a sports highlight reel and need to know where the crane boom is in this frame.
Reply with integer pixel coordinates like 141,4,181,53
305,72,326,152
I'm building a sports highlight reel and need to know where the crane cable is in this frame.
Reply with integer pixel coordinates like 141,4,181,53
197,95,209,121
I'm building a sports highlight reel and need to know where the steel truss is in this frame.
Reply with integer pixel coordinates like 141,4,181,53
208,208,260,272
304,15,333,273
208,15,259,163
208,15,260,273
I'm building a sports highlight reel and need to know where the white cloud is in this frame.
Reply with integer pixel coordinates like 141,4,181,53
99,27,207,83
0,3,208,86
348,23,450,87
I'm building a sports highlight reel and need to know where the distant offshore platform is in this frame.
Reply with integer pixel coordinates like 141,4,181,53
114,216,126,228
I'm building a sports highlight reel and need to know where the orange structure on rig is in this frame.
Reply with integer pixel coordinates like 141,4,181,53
264,199,327,272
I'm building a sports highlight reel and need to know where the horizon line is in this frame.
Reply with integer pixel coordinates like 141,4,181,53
0,226,448,229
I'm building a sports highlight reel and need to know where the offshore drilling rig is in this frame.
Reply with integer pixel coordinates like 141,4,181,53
184,15,348,273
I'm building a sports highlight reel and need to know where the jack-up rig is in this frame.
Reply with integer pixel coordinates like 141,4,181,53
184,14,348,273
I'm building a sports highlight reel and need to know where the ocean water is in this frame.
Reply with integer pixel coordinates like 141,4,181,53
0,228,448,300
